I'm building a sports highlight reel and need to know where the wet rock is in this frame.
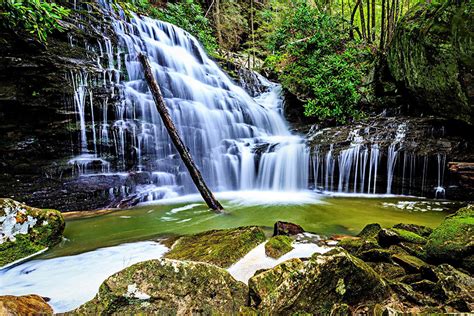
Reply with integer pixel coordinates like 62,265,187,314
338,237,380,256
429,264,474,312
0,198,64,267
425,206,474,272
273,221,305,236
386,1,474,125
391,254,429,274
357,223,382,239
265,235,294,259
165,226,266,268
359,248,393,263
392,223,433,238
378,228,426,247
73,259,248,315
367,262,405,280
0,295,53,315
248,247,390,314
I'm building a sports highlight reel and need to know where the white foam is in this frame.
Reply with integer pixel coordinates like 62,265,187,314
0,241,168,313
227,241,331,283
139,190,325,207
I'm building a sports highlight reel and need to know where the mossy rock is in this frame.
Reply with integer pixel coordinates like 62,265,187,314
165,226,266,268
357,223,382,239
73,259,248,315
359,248,393,263
0,198,65,267
391,253,430,274
0,295,53,315
265,235,293,259
392,223,433,238
367,262,405,281
378,228,426,247
425,206,474,272
338,237,380,256
249,247,390,314
386,1,474,124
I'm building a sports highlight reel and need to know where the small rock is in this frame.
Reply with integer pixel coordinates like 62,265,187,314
273,221,304,236
265,235,293,259
0,295,53,315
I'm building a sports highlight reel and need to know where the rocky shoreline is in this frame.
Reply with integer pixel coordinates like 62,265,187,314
2,202,471,314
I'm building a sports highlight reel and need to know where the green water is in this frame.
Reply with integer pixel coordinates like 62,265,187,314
43,195,460,259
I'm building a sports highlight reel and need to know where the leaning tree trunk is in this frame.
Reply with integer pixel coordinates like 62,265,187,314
350,0,362,39
359,0,367,40
138,53,224,213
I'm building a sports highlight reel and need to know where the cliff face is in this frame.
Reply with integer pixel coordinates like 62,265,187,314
0,2,120,211
386,1,473,124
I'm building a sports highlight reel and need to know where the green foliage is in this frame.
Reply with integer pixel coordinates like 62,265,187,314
264,1,370,123
0,0,70,43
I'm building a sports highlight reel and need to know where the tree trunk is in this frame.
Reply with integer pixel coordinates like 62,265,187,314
380,0,386,49
215,0,222,47
350,0,362,39
366,0,371,42
138,53,224,213
371,0,376,41
359,0,367,40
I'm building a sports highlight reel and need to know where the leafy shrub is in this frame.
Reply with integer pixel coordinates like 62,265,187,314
0,0,70,43
265,0,370,124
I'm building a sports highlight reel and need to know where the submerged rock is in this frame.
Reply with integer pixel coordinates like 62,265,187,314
73,259,248,315
0,198,64,267
0,295,53,315
265,235,294,259
425,206,474,272
248,247,390,314
165,226,266,268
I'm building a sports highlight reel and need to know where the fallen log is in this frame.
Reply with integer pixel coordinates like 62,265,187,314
138,53,224,213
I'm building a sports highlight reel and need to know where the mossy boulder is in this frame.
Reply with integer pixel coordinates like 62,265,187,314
425,206,474,272
392,223,433,238
391,253,430,273
273,221,305,236
73,259,248,315
357,223,382,239
0,198,65,267
0,295,53,315
165,226,266,268
338,237,380,256
386,1,474,124
248,247,390,314
265,235,294,259
378,228,427,247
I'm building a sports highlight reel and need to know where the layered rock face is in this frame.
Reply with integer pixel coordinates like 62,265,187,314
0,1,121,211
386,1,473,124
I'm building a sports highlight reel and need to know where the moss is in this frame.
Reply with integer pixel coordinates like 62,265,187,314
357,223,382,239
425,206,474,269
74,259,248,315
165,226,266,267
0,234,45,267
391,253,429,273
265,235,293,259
0,199,65,267
391,228,427,244
392,223,433,238
338,237,379,256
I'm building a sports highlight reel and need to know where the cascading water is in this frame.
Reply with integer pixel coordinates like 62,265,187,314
65,4,449,202
68,8,309,202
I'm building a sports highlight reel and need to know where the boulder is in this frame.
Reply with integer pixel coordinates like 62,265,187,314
0,198,64,267
386,1,474,124
392,223,433,238
425,206,474,272
273,221,305,236
391,254,430,274
265,235,294,259
357,223,382,239
0,295,53,315
165,226,266,267
378,228,426,247
73,259,248,315
248,247,390,314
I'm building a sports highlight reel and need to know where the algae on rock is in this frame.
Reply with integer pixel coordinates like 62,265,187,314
73,259,248,315
165,226,266,267
0,198,65,267
265,235,294,259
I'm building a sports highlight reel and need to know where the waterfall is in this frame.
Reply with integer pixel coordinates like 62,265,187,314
64,5,449,201
67,10,309,201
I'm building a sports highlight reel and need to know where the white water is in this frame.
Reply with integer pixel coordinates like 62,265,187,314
228,240,330,283
0,241,168,313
